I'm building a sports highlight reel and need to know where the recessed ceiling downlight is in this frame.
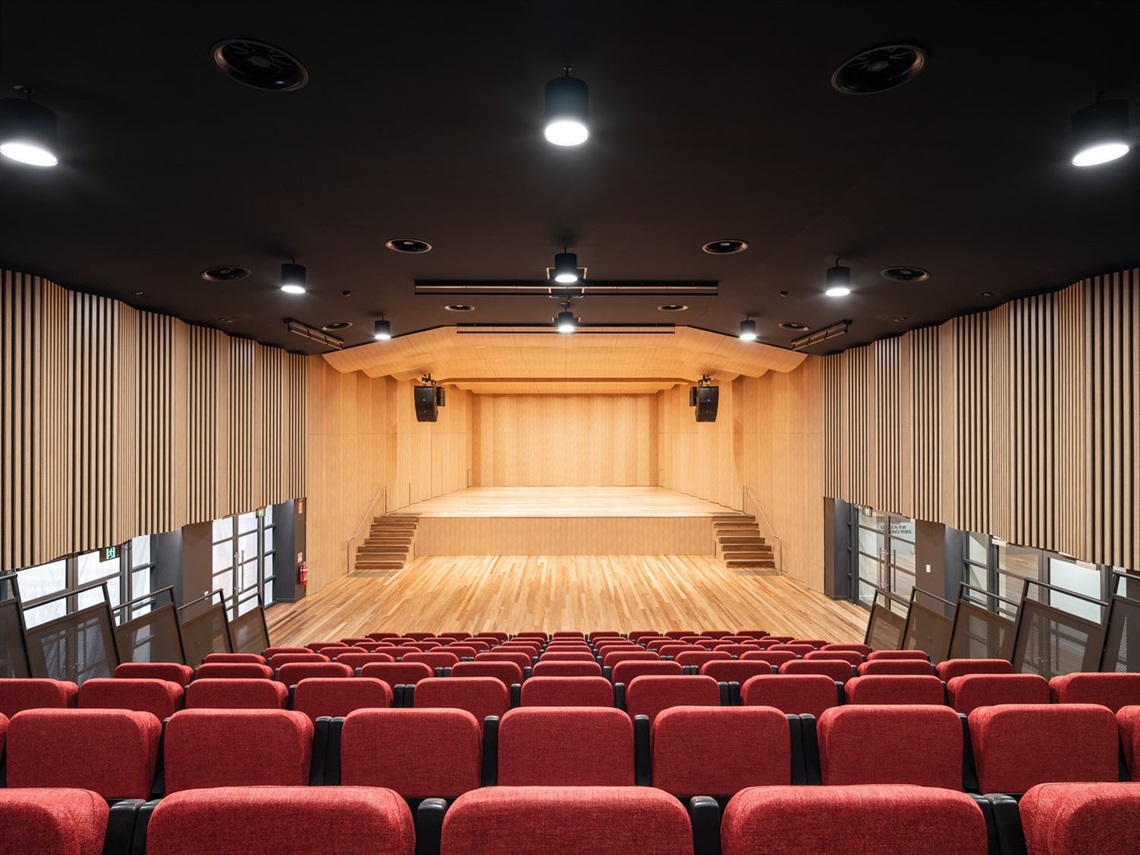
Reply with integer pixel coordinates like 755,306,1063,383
881,266,930,283
702,239,749,255
779,322,810,331
658,304,689,312
213,39,309,92
200,266,251,282
444,304,475,313
385,238,433,254
831,44,927,95
321,322,352,331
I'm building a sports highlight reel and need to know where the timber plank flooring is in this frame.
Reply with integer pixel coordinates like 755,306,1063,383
266,554,868,645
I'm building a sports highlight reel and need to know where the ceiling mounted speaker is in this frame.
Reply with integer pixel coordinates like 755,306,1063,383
414,385,438,423
695,386,719,423
831,44,927,95
212,39,309,92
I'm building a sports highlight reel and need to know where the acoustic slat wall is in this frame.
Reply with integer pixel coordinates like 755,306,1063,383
822,267,1140,573
0,269,308,571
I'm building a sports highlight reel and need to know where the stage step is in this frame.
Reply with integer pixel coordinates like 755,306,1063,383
355,512,419,574
713,514,778,573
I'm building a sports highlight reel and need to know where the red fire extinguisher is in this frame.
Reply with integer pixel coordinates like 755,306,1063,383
298,559,309,587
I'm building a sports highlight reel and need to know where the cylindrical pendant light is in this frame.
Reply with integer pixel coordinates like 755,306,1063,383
552,251,580,284
1071,98,1130,167
825,261,851,297
373,319,392,340
280,262,307,294
555,310,577,334
738,319,758,341
0,89,59,167
544,68,589,146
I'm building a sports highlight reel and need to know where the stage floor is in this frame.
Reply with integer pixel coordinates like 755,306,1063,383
401,487,737,518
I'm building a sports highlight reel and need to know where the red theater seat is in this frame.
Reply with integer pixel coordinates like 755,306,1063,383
78,677,183,721
0,678,78,717
366,633,402,641
184,678,288,710
164,708,312,793
473,631,508,643
145,786,415,855
262,646,310,657
804,650,863,666
445,645,479,659
794,639,830,649
857,659,936,676
267,652,329,668
292,677,392,720
195,663,273,680
712,644,761,657
520,676,614,707
603,650,659,670
360,662,435,687
531,660,603,678
945,673,1049,714
0,788,109,855
845,675,945,706
969,703,1119,794
611,660,683,685
674,650,732,669
451,660,523,686
721,785,987,855
539,651,596,662
341,708,483,797
414,677,509,729
403,651,461,670
741,674,838,718
276,661,354,685
700,660,775,684
589,631,623,641
7,708,161,799
202,653,266,664
652,706,790,795
821,643,871,657
1119,706,1140,780
0,711,7,761
934,658,1013,681
741,650,796,668
498,707,634,785
333,652,396,670
733,630,770,640
1050,673,1140,712
768,643,814,657
440,786,692,855
1020,782,1140,855
780,659,854,683
476,651,533,670
625,675,720,723
865,650,930,661
439,632,472,641
817,705,962,789
115,662,194,686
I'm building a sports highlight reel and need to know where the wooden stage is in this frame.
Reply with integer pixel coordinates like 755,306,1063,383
405,487,733,556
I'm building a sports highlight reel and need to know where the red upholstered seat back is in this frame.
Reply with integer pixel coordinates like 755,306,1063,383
0,788,109,855
455,639,490,652
603,650,659,670
741,674,838,718
440,786,693,855
1050,673,1140,712
340,708,483,798
1020,782,1140,855
804,650,863,666
413,677,509,729
652,706,790,795
164,708,313,793
439,632,472,641
589,631,623,641
610,660,682,685
184,678,288,710
498,707,634,786
520,677,614,707
444,645,479,659
359,662,435,687
658,643,704,659
115,662,194,686
451,661,523,686
733,630,770,640
0,678,78,717
761,636,796,644
202,653,266,665
195,663,273,680
779,659,854,683
307,641,354,652
768,643,814,657
712,644,761,658
267,652,329,668
7,708,161,799
276,662,353,685
539,651,596,662
262,646,309,657
844,675,945,705
700,661,775,684
821,643,871,656
945,673,1050,714
857,659,936,676
794,639,830,649
531,660,602,678
292,677,392,721
402,632,436,642
934,658,1013,681
476,651,533,669
403,651,461,669
0,711,7,761
740,650,796,667
818,705,963,789
720,785,987,855
865,650,930,661
674,651,732,668
145,786,415,855
625,675,720,723
78,677,183,720
1119,706,1140,779
969,703,1119,794
333,652,396,670
473,631,508,643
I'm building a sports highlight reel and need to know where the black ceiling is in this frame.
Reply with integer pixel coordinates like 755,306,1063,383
1,0,1138,356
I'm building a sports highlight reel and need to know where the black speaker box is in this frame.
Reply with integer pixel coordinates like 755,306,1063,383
695,386,719,422
414,385,439,422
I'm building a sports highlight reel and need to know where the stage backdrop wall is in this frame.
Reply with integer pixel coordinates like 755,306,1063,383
471,395,658,486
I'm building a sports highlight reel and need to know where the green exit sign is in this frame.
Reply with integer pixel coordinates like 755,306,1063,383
102,545,119,561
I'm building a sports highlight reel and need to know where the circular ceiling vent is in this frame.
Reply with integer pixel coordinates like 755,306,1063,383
779,321,810,331
702,239,749,255
831,44,927,95
321,321,352,331
881,266,930,283
444,304,475,312
200,265,250,282
213,39,309,92
657,304,689,312
385,238,432,254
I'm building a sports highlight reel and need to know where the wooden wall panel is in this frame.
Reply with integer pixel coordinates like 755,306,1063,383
0,268,308,571
987,304,1012,543
657,384,737,508
472,395,657,487
909,325,941,522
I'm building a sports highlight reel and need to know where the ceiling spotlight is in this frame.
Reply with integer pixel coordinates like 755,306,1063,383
555,310,577,334
738,318,758,341
825,260,851,297
1071,98,1130,167
544,67,589,146
0,87,59,167
552,251,580,284
373,318,392,340
280,261,306,295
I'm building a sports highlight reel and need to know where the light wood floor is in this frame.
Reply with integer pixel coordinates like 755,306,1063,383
401,487,736,518
267,555,868,645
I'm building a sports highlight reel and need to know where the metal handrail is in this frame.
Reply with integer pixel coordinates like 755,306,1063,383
742,485,783,573
346,484,387,574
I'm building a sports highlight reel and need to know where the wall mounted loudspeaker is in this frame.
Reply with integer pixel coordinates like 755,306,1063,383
435,386,446,407
414,385,439,422
689,386,698,407
695,386,719,422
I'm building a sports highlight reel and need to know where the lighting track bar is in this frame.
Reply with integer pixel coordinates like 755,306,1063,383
455,323,676,334
284,317,345,349
415,281,718,297
790,320,851,352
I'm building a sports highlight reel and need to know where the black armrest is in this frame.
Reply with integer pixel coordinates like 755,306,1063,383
634,714,651,786
965,794,1000,855
960,713,979,793
405,684,416,706
727,681,741,707
984,793,1027,855
688,796,722,855
324,717,344,785
288,684,297,709
787,715,806,785
510,683,521,708
129,799,162,855
523,666,532,680
103,799,143,855
603,665,612,680
481,716,499,786
717,681,730,706
415,798,448,855
614,682,626,711
310,716,331,785
800,714,821,785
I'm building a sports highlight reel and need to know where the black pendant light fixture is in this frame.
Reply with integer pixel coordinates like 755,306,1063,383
544,67,589,146
373,318,392,340
280,261,307,295
825,260,851,298
555,309,577,334
0,86,59,167
738,318,758,341
552,250,580,284
1071,97,1131,167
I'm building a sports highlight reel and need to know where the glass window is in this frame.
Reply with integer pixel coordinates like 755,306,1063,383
1048,557,1103,622
211,517,233,541
17,560,68,629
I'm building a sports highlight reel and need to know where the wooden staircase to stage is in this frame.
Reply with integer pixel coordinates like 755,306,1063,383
354,513,419,572
713,513,777,570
